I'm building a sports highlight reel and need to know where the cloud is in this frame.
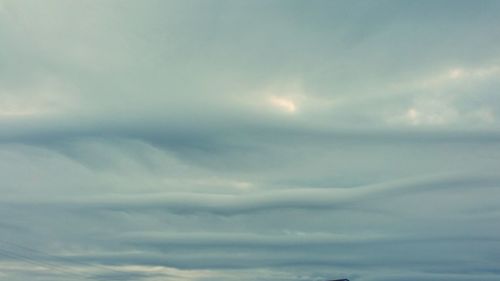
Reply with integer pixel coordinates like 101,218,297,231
269,96,297,113
5,172,497,215
1,1,500,280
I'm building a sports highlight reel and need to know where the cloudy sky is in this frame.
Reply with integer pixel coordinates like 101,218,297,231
1,0,500,280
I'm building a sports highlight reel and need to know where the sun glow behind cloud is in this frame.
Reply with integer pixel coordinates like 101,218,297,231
268,95,297,113
256,81,306,115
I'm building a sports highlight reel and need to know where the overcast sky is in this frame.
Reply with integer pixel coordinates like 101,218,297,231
1,1,500,280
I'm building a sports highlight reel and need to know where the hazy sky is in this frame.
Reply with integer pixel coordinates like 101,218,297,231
1,1,500,280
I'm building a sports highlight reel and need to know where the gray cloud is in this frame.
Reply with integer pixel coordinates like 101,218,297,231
1,0,500,280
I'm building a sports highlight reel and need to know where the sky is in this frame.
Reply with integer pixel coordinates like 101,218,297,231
1,0,500,280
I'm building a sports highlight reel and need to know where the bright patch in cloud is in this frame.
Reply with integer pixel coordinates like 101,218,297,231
447,66,500,80
0,78,78,119
0,95,50,118
432,65,500,86
393,65,500,92
0,107,42,117
408,107,458,126
268,96,297,113
448,68,465,79
406,108,420,125
471,107,496,123
395,99,459,126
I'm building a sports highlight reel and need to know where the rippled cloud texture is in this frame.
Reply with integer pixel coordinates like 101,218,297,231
1,1,500,280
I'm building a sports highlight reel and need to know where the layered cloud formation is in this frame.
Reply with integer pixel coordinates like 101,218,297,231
1,1,500,281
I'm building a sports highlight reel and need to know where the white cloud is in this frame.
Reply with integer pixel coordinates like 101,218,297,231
389,65,500,96
258,81,304,114
388,99,459,126
0,77,78,118
243,80,336,117
445,66,500,82
448,68,465,80
471,107,495,123
268,95,297,113
385,64,500,127
404,105,458,126
420,65,500,89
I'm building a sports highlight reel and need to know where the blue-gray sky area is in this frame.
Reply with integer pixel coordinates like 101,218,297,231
1,1,500,280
